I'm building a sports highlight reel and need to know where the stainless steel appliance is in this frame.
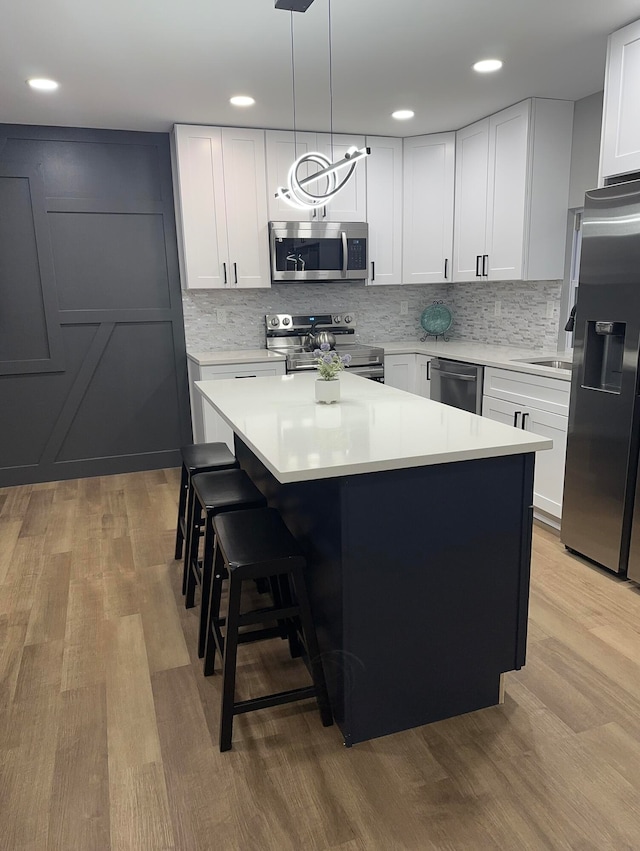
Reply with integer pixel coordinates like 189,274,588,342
265,312,384,381
430,358,483,414
561,180,640,580
269,221,368,283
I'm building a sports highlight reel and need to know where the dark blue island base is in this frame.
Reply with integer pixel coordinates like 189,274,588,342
236,437,535,747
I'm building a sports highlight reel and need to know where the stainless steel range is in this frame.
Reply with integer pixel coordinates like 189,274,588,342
265,312,384,381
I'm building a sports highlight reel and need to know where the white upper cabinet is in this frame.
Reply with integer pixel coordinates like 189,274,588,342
402,133,455,284
365,136,403,285
171,125,270,290
265,130,367,222
265,130,318,222
453,99,574,283
600,19,640,181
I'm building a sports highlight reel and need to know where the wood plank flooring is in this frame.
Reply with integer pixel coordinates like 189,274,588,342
1,468,640,849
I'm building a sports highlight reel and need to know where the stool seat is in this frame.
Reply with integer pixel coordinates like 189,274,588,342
174,442,238,562
214,507,306,579
181,442,236,474
204,507,333,752
191,469,265,514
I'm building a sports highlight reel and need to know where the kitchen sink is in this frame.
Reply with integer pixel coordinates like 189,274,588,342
512,357,573,370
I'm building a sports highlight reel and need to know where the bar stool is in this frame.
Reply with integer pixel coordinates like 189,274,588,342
174,442,238,563
184,469,267,657
203,506,333,752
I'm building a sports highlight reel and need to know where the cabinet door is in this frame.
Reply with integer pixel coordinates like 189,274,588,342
522,407,567,520
453,119,489,281
221,128,270,288
600,19,640,179
265,130,318,222
172,125,229,289
415,355,432,398
365,136,403,285
481,394,521,427
402,133,455,284
316,134,367,222
384,355,416,392
485,102,530,281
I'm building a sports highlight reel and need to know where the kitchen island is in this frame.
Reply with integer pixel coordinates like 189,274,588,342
195,372,551,746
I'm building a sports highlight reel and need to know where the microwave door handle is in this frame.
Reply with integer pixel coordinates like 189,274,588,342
341,231,348,277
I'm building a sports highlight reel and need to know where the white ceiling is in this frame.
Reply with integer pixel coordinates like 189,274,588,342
2,0,639,137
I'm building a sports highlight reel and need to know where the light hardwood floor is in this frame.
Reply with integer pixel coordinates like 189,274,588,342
2,469,640,850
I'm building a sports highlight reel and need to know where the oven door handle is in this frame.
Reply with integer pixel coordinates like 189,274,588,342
341,231,348,277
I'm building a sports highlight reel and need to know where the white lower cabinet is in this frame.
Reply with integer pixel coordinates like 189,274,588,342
384,354,416,393
415,355,432,398
188,359,286,449
482,367,570,525
384,353,432,397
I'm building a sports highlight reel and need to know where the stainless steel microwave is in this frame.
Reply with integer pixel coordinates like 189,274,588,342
269,221,368,283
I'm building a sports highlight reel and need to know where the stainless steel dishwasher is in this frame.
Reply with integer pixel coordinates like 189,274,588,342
430,358,484,414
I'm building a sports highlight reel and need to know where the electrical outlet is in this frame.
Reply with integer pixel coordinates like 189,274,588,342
217,309,227,325
400,301,409,315
546,300,555,319
494,300,501,317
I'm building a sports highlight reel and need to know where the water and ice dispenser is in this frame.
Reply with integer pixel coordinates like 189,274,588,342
582,320,625,393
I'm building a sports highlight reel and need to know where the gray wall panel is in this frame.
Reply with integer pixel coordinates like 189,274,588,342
0,125,190,486
49,212,171,310
1,138,163,202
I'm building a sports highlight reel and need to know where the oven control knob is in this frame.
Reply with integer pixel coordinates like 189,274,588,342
282,317,291,326
334,315,342,323
344,314,352,324
270,317,279,327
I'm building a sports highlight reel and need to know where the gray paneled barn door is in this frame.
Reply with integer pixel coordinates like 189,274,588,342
0,125,191,486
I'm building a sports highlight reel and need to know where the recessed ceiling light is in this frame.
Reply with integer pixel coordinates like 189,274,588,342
229,95,255,107
473,59,503,74
27,78,59,91
392,109,415,121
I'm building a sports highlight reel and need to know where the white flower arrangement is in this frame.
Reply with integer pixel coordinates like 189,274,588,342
313,342,352,380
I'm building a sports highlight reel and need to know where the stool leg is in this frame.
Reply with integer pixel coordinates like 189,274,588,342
184,498,202,609
198,516,216,659
203,542,225,676
290,567,333,728
181,480,196,595
174,464,188,560
219,573,243,752
276,573,304,659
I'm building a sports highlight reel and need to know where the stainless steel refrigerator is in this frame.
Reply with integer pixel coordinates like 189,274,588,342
562,180,640,581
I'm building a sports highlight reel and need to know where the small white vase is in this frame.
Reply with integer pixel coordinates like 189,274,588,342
315,378,340,404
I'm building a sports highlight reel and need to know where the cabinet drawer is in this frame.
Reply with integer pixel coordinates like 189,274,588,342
483,367,570,415
199,362,284,380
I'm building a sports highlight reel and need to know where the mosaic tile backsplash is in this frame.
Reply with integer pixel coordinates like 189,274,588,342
182,279,563,352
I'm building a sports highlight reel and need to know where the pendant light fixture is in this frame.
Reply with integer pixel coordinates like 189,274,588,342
275,0,370,211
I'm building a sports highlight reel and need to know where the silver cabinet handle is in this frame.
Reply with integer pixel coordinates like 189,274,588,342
233,262,238,285
513,411,521,427
341,231,348,277
436,371,475,381
223,262,227,285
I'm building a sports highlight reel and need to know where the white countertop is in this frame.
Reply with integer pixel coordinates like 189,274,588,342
195,372,552,484
372,340,573,381
187,349,286,367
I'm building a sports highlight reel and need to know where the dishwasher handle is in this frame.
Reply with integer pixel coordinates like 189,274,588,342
434,370,476,381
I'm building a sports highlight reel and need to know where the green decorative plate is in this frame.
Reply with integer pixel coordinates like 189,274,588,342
421,302,452,337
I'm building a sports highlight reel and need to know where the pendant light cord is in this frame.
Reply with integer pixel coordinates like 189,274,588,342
290,11,297,160
328,0,333,160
